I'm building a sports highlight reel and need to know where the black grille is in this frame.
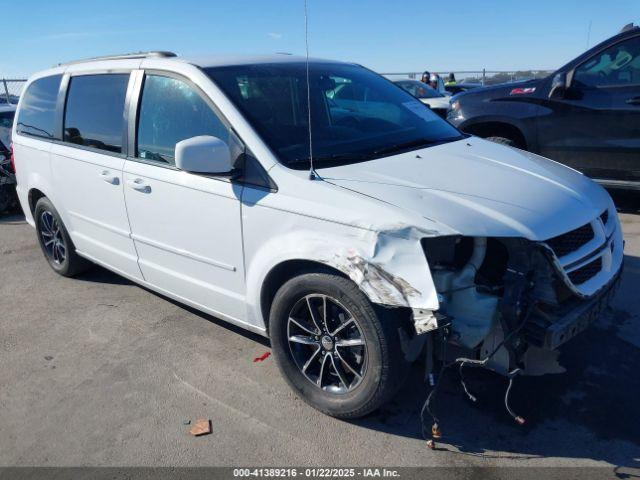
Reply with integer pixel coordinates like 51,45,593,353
546,223,594,258
600,209,609,226
568,257,602,285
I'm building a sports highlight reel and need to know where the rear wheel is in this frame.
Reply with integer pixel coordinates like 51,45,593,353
35,197,91,277
269,272,408,418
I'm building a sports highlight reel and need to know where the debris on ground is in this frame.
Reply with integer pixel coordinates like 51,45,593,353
182,420,191,425
189,419,211,436
253,351,271,363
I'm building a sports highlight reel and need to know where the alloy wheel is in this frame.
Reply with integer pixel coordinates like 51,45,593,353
287,294,367,394
39,210,66,265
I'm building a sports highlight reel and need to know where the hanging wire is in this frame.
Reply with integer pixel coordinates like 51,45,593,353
420,305,535,444
420,330,448,440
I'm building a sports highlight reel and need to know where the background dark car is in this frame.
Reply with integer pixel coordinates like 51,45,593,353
444,82,482,95
0,105,17,213
393,79,451,118
0,95,20,105
448,25,640,190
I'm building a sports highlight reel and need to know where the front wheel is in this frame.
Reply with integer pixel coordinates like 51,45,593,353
269,272,408,419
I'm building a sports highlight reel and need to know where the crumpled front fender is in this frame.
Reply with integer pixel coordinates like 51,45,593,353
245,222,442,330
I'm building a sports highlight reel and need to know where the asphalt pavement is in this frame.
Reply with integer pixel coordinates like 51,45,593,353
0,193,638,473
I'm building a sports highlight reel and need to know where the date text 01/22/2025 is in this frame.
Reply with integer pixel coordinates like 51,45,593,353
232,468,401,477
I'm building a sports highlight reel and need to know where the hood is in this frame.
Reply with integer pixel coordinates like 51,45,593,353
455,78,540,101
317,137,610,240
420,97,450,110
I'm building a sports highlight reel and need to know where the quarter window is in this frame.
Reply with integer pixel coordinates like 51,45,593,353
136,74,229,165
16,75,62,139
64,74,129,154
574,36,640,87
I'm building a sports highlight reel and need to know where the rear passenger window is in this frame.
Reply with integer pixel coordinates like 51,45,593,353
137,75,229,165
16,75,62,139
64,74,129,153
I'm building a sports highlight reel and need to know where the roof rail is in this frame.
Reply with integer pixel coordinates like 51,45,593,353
56,51,178,67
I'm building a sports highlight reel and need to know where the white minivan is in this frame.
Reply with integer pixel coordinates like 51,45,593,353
12,52,623,419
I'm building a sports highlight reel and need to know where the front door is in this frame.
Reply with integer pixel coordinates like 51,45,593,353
123,72,246,321
537,34,640,185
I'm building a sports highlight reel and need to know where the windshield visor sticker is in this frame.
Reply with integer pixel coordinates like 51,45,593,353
402,100,435,121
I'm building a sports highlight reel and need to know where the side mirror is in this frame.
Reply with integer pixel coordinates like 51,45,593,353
175,135,235,176
549,72,568,99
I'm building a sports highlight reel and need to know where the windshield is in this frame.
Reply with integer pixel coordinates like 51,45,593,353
395,80,442,99
205,63,462,169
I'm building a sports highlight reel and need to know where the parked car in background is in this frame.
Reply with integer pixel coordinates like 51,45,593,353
0,95,20,105
0,104,16,213
13,52,622,420
431,74,450,96
394,79,450,118
448,24,640,190
445,82,482,95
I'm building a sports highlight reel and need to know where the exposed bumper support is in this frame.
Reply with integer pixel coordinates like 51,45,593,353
412,309,448,334
525,263,623,350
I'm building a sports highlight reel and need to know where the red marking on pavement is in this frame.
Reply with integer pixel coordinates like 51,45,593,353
253,351,271,363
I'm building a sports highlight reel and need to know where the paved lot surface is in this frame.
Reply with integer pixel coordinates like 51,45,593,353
1,194,639,472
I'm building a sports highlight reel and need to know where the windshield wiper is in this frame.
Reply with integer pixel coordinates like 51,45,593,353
370,138,439,157
287,151,370,166
285,138,445,168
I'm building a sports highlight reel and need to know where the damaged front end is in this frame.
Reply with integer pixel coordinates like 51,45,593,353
421,207,624,377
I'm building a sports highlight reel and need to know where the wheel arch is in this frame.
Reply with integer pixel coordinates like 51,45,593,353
260,259,350,334
21,171,58,227
463,120,528,149
28,187,47,215
245,226,440,334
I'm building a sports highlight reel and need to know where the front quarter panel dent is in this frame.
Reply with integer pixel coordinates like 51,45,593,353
244,203,445,330
317,226,441,312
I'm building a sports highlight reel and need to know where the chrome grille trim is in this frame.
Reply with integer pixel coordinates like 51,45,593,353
541,206,623,298
568,257,602,285
546,223,594,258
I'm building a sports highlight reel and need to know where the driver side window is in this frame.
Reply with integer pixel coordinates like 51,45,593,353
137,74,230,165
573,36,640,87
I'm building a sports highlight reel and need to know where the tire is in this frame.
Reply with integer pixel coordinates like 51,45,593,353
486,136,517,147
269,272,408,419
34,197,91,277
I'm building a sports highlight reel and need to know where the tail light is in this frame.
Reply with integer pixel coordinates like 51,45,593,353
9,142,15,173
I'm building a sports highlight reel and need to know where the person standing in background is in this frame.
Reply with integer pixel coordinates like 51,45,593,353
429,73,440,90
445,73,457,86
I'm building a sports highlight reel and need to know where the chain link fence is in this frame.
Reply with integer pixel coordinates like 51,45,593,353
1,79,26,105
381,70,553,86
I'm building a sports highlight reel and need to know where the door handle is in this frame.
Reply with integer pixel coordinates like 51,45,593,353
127,178,151,193
99,170,119,185
626,96,640,105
